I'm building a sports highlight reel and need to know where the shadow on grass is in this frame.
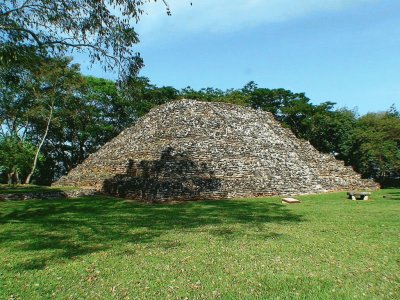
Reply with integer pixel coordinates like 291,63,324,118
0,196,302,271
386,191,400,200
0,184,76,194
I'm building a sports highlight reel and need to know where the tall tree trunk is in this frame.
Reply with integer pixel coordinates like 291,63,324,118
24,102,54,184
7,172,12,185
7,166,19,185
12,169,19,184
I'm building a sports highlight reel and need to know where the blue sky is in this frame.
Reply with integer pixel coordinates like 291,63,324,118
78,0,400,115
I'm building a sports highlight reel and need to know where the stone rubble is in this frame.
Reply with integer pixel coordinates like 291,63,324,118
0,189,99,201
54,99,379,201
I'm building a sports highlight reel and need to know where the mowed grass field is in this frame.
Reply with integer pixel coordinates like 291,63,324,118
1,189,399,299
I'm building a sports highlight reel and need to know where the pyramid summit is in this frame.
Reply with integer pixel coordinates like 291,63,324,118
55,99,378,201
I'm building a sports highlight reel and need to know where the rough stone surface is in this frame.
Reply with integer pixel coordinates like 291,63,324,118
0,189,99,201
54,99,379,202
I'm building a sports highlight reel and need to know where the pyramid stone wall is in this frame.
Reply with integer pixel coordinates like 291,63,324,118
54,99,379,201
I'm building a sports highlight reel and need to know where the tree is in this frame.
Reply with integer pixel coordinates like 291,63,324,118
245,84,289,115
34,75,180,184
121,76,179,117
0,137,36,184
307,107,357,156
180,86,249,106
219,89,249,106
0,0,169,76
347,111,400,182
40,76,130,182
1,58,182,184
180,86,209,101
0,50,86,183
242,83,316,138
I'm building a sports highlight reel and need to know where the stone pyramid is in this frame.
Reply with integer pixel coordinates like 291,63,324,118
55,99,378,201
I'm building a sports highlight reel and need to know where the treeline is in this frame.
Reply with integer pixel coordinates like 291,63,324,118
1,54,399,186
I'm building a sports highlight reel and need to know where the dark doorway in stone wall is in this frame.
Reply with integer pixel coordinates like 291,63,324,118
103,147,223,202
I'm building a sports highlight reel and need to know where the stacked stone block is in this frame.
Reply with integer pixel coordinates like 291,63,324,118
54,99,379,201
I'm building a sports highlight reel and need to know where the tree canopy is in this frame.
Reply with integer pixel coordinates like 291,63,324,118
0,136,36,184
0,52,399,186
0,51,85,183
347,112,400,183
0,0,169,76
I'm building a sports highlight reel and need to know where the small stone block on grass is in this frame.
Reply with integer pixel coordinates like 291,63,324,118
282,197,301,204
347,191,371,200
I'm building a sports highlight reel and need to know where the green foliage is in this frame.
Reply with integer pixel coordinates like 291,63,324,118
180,86,249,105
347,112,400,181
0,1,169,76
178,82,399,184
40,75,132,182
0,50,85,137
0,50,181,184
0,137,36,183
307,108,357,155
0,49,87,183
121,76,180,117
1,48,399,184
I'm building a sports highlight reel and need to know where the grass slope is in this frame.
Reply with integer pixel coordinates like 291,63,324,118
0,184,77,194
0,189,399,299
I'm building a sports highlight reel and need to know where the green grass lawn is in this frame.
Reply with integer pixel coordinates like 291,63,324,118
1,189,399,299
0,184,78,194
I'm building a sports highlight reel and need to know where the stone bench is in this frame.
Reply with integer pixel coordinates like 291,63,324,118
347,191,371,200
282,197,301,204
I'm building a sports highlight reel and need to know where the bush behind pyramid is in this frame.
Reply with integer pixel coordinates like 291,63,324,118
55,99,378,201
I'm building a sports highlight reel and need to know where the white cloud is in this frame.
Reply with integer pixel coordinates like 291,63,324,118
136,0,377,40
